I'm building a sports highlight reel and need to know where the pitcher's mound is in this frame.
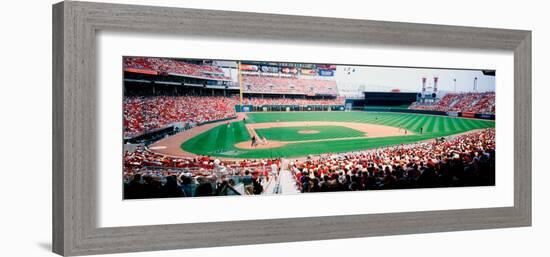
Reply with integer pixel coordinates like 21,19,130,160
298,130,320,134
234,140,287,149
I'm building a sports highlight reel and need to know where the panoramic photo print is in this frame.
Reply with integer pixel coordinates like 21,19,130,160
122,57,496,199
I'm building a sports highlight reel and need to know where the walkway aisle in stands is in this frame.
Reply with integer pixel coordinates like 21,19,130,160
278,159,300,195
261,159,300,195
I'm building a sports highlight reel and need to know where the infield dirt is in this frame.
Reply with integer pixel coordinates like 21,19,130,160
148,115,413,158
235,121,412,150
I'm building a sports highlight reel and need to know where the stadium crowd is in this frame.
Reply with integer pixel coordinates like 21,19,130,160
290,128,495,192
123,95,238,137
123,146,280,198
242,75,338,95
409,92,495,114
124,95,349,137
124,57,230,80
123,128,495,198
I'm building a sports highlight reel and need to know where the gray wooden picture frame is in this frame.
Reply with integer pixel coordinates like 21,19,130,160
52,1,531,256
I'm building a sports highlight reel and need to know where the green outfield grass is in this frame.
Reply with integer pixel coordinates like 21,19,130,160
181,111,495,159
255,125,365,142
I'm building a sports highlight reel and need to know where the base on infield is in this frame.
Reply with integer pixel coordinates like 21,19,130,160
298,130,320,134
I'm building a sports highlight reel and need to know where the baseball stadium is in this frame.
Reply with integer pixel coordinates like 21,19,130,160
123,57,496,199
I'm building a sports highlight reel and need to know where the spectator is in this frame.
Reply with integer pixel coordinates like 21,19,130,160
289,128,495,192
242,170,254,195
409,92,495,115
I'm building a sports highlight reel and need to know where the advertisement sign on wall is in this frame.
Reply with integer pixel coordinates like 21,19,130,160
461,112,476,118
447,111,459,117
318,69,334,76
240,64,259,71
301,68,316,75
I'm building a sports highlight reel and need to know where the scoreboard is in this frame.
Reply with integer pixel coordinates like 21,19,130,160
363,92,419,106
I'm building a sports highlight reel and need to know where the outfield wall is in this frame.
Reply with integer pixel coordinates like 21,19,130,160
235,105,345,112
362,107,495,120
237,104,495,120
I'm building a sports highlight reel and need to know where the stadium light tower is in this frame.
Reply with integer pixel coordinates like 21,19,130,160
454,78,457,92
421,77,427,104
422,77,426,93
237,61,243,107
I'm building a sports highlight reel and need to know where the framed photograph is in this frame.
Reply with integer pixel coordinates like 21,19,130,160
53,1,531,256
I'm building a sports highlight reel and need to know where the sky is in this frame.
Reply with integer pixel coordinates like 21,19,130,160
336,65,496,93
164,58,496,94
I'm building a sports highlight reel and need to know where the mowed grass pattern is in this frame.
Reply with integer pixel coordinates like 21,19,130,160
255,126,365,142
181,112,495,159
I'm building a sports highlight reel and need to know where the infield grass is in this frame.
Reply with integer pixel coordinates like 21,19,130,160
181,111,495,159
255,125,365,142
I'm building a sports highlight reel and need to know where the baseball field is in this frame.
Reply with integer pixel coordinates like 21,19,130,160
169,111,495,159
